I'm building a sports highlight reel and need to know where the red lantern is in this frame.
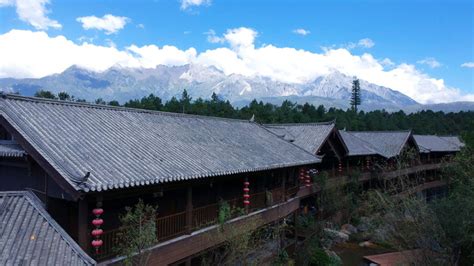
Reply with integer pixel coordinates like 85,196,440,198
92,208,104,216
243,187,250,193
91,229,103,237
92,218,103,226
91,239,103,248
243,200,250,205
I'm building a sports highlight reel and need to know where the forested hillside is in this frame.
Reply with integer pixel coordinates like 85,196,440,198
32,90,474,148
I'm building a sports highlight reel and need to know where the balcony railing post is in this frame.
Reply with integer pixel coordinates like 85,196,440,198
185,186,193,234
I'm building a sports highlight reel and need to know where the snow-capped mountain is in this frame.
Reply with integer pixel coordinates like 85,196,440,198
0,64,471,112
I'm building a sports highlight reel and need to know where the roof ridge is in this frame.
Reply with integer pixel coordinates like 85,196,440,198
264,120,336,127
0,93,251,124
347,130,412,133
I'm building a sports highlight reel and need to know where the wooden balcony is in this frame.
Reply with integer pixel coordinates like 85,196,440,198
97,160,448,264
100,184,314,266
95,187,286,261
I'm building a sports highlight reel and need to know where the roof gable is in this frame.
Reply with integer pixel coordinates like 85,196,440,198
340,131,414,158
0,94,319,193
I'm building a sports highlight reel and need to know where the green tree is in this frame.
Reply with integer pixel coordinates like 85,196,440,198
350,78,361,112
34,90,57,99
58,91,71,101
116,199,157,265
95,98,106,105
139,94,162,111
108,100,120,106
180,89,192,113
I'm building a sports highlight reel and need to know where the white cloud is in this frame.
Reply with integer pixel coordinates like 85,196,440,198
293,28,310,36
77,14,130,35
343,38,375,50
222,27,257,49
180,0,210,10
0,0,61,30
358,38,375,48
417,57,442,68
137,23,145,29
461,62,474,68
77,35,96,44
380,58,395,67
204,29,224,43
0,29,472,104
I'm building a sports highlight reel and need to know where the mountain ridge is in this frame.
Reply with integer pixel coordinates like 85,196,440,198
0,64,472,113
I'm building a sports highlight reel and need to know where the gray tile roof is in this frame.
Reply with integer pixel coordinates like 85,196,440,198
0,94,320,193
264,122,336,154
340,131,413,158
0,191,95,265
339,131,378,157
414,135,463,153
440,136,465,149
0,140,25,157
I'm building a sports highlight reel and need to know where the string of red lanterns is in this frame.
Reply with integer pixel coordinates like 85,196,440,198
299,168,306,183
304,169,311,187
338,162,343,174
243,180,250,208
91,207,104,254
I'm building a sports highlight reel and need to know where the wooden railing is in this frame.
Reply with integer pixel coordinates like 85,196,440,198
97,187,286,260
156,211,186,241
95,228,121,260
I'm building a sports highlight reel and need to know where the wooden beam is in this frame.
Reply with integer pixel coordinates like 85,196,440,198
326,137,342,161
281,171,286,201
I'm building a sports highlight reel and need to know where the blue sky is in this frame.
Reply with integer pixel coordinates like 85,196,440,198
0,0,473,103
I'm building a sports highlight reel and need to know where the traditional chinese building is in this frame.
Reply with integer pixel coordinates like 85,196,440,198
0,93,320,264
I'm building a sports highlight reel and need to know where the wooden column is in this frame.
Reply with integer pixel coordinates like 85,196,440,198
78,198,89,251
185,186,193,234
282,171,286,202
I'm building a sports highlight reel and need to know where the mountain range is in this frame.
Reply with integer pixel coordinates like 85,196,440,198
0,64,473,113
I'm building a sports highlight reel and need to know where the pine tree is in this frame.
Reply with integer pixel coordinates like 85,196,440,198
180,89,192,113
350,78,361,112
